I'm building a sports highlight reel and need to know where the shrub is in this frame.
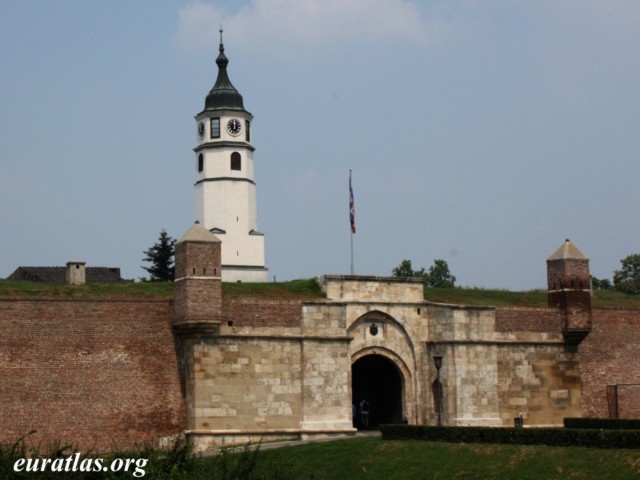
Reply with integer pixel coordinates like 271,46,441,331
379,424,640,449
564,417,640,430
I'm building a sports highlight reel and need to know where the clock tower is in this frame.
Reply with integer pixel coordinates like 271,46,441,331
193,31,268,282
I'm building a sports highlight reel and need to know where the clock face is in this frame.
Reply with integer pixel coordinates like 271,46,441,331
227,118,242,136
198,122,205,138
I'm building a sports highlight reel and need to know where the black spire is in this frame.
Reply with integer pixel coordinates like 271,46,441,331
203,28,245,111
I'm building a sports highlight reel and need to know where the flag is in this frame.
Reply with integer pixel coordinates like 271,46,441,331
349,171,356,234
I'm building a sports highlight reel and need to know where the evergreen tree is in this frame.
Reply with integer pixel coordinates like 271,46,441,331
142,229,176,281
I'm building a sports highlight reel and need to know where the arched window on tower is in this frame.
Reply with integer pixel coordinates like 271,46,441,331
198,153,204,173
231,152,241,171
245,120,251,142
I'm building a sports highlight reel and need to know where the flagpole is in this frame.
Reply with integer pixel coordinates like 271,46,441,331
350,222,354,275
349,169,355,275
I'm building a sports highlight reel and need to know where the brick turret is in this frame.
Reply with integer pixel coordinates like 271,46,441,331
546,239,592,344
173,221,222,335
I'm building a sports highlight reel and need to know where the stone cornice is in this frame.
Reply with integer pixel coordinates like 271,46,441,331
194,141,255,152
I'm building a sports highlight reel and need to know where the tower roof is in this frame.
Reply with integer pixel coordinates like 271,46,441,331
177,221,221,244
202,30,245,112
547,239,589,261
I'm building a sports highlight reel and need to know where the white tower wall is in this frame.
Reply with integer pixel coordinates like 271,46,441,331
192,38,268,282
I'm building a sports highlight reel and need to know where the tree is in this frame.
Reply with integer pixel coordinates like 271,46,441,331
425,259,456,288
392,258,456,288
142,229,176,281
613,253,640,294
391,259,425,278
591,276,612,290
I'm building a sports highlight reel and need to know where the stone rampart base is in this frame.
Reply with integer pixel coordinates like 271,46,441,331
453,417,504,427
186,427,356,453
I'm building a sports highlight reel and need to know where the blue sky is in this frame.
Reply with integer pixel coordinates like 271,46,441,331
1,0,639,290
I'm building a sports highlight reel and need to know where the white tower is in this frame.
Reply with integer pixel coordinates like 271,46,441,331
193,32,268,282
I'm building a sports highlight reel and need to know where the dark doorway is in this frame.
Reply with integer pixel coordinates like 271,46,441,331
352,354,404,429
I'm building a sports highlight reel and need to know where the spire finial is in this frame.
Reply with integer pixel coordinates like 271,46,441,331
219,26,224,51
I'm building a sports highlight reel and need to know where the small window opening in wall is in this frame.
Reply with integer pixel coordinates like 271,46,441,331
417,307,421,315
210,117,220,138
230,152,241,170
227,320,233,326
192,268,196,274
198,153,203,172
203,268,206,275
237,251,239,256
245,120,250,142
76,265,80,269
214,268,217,275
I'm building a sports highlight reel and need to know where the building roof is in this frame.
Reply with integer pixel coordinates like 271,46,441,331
547,239,589,261
177,221,221,244
202,32,246,113
6,266,124,283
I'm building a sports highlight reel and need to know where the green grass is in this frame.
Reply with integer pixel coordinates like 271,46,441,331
0,280,175,299
3,433,640,479
213,436,640,480
2,278,640,308
424,286,640,308
0,278,323,301
221,278,325,300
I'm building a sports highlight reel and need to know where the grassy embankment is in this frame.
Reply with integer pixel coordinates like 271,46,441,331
3,436,640,479
2,278,640,309
242,436,640,480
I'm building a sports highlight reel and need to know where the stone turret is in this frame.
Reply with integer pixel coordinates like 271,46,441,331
66,261,86,285
546,239,592,344
173,221,222,334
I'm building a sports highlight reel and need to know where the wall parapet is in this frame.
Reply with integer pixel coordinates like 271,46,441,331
319,275,424,303
222,299,303,327
495,307,562,333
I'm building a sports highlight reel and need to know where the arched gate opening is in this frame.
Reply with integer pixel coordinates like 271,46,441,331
352,354,404,429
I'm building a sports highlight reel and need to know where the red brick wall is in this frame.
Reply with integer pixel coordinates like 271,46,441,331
495,307,562,332
0,298,186,452
580,308,640,418
222,300,302,327
174,239,222,323
616,385,640,419
547,259,590,291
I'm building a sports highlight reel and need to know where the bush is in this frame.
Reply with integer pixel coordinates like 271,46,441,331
379,424,640,449
564,417,640,430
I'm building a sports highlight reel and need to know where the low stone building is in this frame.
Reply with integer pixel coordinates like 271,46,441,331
7,263,124,284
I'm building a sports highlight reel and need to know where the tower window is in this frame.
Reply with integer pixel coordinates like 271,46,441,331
198,153,204,172
210,118,220,138
230,152,241,171
245,120,251,142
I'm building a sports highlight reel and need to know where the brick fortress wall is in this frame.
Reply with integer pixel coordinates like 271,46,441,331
580,307,640,418
0,298,186,451
222,300,303,327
